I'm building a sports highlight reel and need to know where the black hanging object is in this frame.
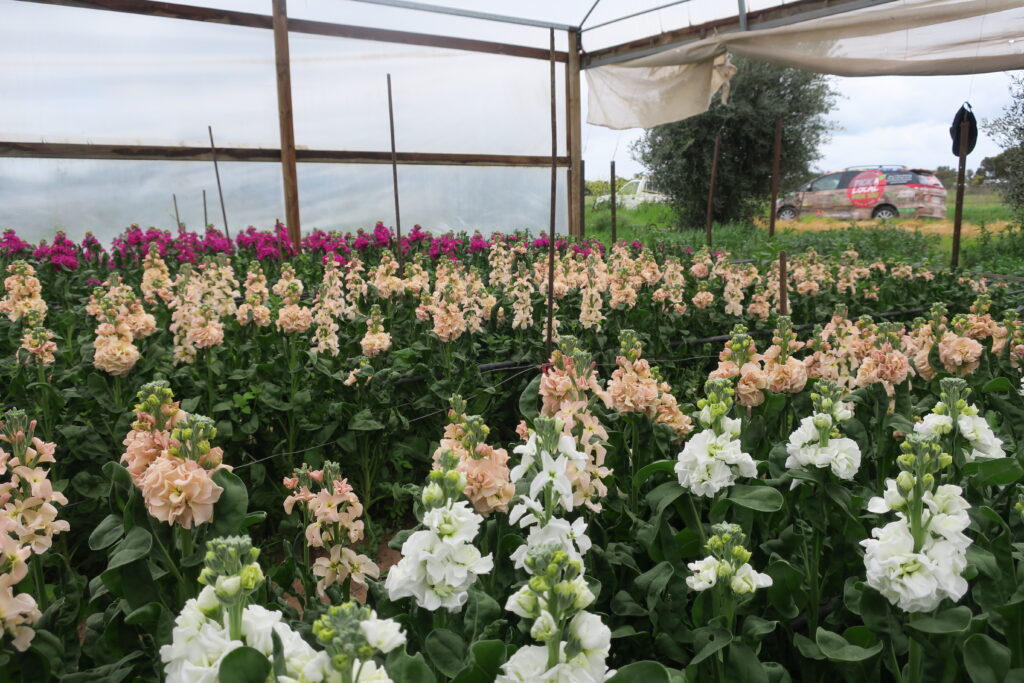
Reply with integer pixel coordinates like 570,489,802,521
950,103,977,156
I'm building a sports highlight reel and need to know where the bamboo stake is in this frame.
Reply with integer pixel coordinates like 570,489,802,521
706,132,721,248
546,27,557,362
208,126,229,237
951,119,970,269
579,158,586,239
768,116,782,238
779,250,789,316
387,73,403,273
610,160,617,244
203,189,208,228
172,193,182,230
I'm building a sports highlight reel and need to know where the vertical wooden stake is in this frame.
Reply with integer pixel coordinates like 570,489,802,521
706,132,721,249
566,29,583,237
209,126,229,237
610,160,617,244
546,28,557,362
272,0,301,247
203,189,208,229
387,74,403,273
779,250,789,316
172,193,182,230
579,158,586,239
768,117,783,238
951,119,970,269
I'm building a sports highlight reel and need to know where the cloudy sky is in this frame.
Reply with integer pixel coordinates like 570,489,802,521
0,0,1019,241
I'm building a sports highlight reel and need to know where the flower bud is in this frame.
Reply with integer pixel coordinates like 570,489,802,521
239,563,264,592
215,574,241,599
896,471,915,493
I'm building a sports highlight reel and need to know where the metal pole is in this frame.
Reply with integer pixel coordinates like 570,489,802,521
386,73,403,272
610,160,617,244
768,117,782,238
951,119,970,269
172,193,182,230
779,250,789,316
546,28,557,362
737,0,748,30
579,158,586,239
203,189,208,229
208,126,230,237
706,133,721,248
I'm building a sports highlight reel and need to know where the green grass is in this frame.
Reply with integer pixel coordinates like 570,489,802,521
947,187,1016,224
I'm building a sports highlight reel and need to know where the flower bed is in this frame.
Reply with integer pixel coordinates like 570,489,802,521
0,223,1022,681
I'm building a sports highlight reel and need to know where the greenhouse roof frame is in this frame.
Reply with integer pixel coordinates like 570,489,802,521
3,0,922,240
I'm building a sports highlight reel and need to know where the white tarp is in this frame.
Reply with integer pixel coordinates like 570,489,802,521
587,0,1024,130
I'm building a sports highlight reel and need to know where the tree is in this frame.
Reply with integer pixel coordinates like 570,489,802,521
982,74,1024,218
632,56,837,228
934,165,957,189
976,150,1013,184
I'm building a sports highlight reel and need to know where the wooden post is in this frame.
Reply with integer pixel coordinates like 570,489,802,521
386,73,403,272
272,0,301,247
172,193,182,230
951,119,970,269
203,190,208,228
610,160,617,244
546,28,557,362
208,126,229,237
579,158,586,239
768,117,782,238
706,132,721,248
566,29,583,237
779,250,789,316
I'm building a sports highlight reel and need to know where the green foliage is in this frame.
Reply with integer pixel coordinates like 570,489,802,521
982,73,1024,221
633,56,837,227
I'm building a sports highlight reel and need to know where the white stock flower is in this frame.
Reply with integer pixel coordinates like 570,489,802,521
511,434,540,483
423,500,483,545
505,584,542,619
914,413,953,440
729,563,773,595
530,610,558,642
675,431,757,498
568,611,611,655
496,643,608,683
530,451,575,512
827,438,862,480
510,517,591,571
385,526,494,612
353,659,394,682
957,413,1006,461
867,478,907,514
360,615,406,654
685,556,721,592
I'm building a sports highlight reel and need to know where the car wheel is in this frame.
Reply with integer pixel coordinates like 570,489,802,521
872,205,899,220
777,206,798,220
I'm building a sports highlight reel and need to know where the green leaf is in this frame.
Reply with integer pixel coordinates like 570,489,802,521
815,627,882,662
518,374,542,421
218,646,271,683
970,457,1024,486
727,642,769,683
727,484,784,512
349,409,385,431
464,587,500,640
793,633,824,661
963,634,1011,683
611,590,647,617
211,468,249,536
386,649,436,683
690,627,732,666
982,377,1013,393
907,606,972,634
425,628,466,679
107,526,152,571
89,514,124,551
607,661,672,682
633,460,677,490
124,602,163,625
636,562,674,610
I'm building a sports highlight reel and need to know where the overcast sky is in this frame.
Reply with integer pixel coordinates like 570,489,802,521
0,0,1020,240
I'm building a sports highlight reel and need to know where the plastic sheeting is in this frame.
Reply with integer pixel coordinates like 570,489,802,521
0,158,569,244
587,0,1024,130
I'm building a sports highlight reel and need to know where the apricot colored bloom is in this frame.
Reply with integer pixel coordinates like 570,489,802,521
93,334,141,376
736,362,768,407
607,357,660,416
138,457,223,529
938,332,983,376
0,574,41,652
312,546,380,596
765,356,808,394
692,290,714,309
276,303,313,334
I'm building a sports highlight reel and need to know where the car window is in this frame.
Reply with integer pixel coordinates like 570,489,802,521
915,173,943,187
620,180,639,195
809,173,843,191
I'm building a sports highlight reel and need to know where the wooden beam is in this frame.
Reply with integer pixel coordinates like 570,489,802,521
0,142,569,167
272,0,301,246
14,0,568,62
566,29,583,237
583,0,896,68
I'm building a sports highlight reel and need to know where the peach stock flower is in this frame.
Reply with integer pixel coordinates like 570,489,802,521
138,457,222,529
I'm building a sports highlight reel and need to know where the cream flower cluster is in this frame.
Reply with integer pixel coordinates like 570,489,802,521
1,261,57,365
310,259,347,356
0,410,68,651
140,248,174,305
785,380,861,481
675,379,757,498
606,329,693,440
121,382,226,528
862,434,972,613
359,304,392,358
274,265,313,334
87,274,156,375
311,601,406,683
385,448,493,612
916,378,1006,462
686,524,772,596
235,261,272,328
282,462,378,596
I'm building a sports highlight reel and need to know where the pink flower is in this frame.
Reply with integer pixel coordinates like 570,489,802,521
138,457,223,529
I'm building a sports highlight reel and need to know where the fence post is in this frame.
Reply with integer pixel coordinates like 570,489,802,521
951,119,970,269
706,133,721,249
610,160,617,245
272,0,301,247
546,28,557,361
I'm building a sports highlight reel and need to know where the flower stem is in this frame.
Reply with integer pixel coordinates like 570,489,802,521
688,495,707,548
907,618,923,683
31,557,49,612
227,601,244,641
